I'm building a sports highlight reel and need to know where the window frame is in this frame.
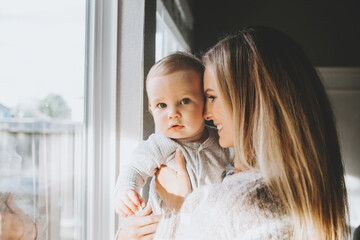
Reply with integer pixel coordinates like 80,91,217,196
85,0,118,238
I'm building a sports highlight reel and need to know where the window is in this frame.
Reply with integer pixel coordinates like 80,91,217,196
0,0,86,239
0,0,163,239
155,0,190,61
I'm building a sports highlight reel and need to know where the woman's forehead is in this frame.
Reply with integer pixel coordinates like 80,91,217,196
203,67,217,89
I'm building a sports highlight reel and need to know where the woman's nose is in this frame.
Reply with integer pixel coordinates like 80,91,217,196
203,104,212,120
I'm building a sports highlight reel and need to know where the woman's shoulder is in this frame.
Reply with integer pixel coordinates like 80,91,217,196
221,171,287,215
177,171,293,239
183,170,275,211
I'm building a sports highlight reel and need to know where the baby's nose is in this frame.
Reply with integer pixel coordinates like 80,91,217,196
168,108,181,119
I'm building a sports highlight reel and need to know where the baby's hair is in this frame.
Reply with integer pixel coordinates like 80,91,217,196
146,51,204,89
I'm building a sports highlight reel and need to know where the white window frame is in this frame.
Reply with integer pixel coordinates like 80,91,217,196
86,0,151,237
85,0,118,239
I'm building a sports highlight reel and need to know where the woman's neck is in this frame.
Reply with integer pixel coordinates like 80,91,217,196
234,157,241,173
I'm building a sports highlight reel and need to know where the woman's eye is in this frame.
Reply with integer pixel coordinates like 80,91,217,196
180,98,190,104
157,103,167,109
207,96,216,102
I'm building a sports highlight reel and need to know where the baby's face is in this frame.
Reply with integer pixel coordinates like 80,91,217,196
147,70,205,142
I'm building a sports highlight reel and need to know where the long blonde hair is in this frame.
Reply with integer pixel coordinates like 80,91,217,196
203,27,349,239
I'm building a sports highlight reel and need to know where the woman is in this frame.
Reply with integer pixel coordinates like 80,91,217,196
153,26,349,239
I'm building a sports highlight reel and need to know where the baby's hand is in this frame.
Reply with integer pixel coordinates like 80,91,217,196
114,189,145,217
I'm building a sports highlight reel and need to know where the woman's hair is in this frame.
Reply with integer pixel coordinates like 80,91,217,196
203,26,349,239
146,51,204,90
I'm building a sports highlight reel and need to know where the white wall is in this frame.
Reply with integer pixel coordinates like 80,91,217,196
319,67,360,234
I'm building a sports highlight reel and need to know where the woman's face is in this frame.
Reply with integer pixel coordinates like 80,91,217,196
203,67,234,148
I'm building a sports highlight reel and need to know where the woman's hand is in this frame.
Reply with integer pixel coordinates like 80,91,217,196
115,202,162,240
0,211,24,240
155,149,191,211
0,193,37,240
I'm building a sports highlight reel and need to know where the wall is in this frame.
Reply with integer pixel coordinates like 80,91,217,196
320,67,360,233
192,0,360,67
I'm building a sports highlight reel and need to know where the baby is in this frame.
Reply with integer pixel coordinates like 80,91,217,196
114,52,233,217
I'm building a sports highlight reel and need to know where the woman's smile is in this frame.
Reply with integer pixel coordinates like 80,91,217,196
216,124,223,134
203,68,234,148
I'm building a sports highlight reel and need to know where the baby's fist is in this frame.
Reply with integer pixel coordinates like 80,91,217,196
114,189,145,217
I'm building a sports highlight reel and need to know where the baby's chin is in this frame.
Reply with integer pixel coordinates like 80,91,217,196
161,131,193,141
162,132,189,140
169,133,206,142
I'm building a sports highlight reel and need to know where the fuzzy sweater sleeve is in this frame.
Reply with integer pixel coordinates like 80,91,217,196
154,184,213,240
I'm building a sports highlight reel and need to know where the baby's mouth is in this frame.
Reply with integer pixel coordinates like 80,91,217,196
170,124,184,131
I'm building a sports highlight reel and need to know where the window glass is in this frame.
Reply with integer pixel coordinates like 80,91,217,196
0,0,86,239
155,0,189,61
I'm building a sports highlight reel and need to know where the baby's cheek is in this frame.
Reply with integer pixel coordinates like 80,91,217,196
193,103,205,114
191,108,206,124
155,115,165,123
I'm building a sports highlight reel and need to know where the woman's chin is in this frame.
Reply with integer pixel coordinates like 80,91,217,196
219,138,233,148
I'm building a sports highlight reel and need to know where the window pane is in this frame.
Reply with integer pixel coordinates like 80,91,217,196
155,0,189,61
0,0,86,239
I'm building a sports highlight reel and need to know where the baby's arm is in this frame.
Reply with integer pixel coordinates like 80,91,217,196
114,133,178,217
114,160,154,217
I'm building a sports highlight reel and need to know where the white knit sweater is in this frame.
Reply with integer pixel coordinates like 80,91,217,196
155,171,293,240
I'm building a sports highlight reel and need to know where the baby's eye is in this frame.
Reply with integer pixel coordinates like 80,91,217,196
180,98,190,104
207,96,216,102
157,103,167,109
